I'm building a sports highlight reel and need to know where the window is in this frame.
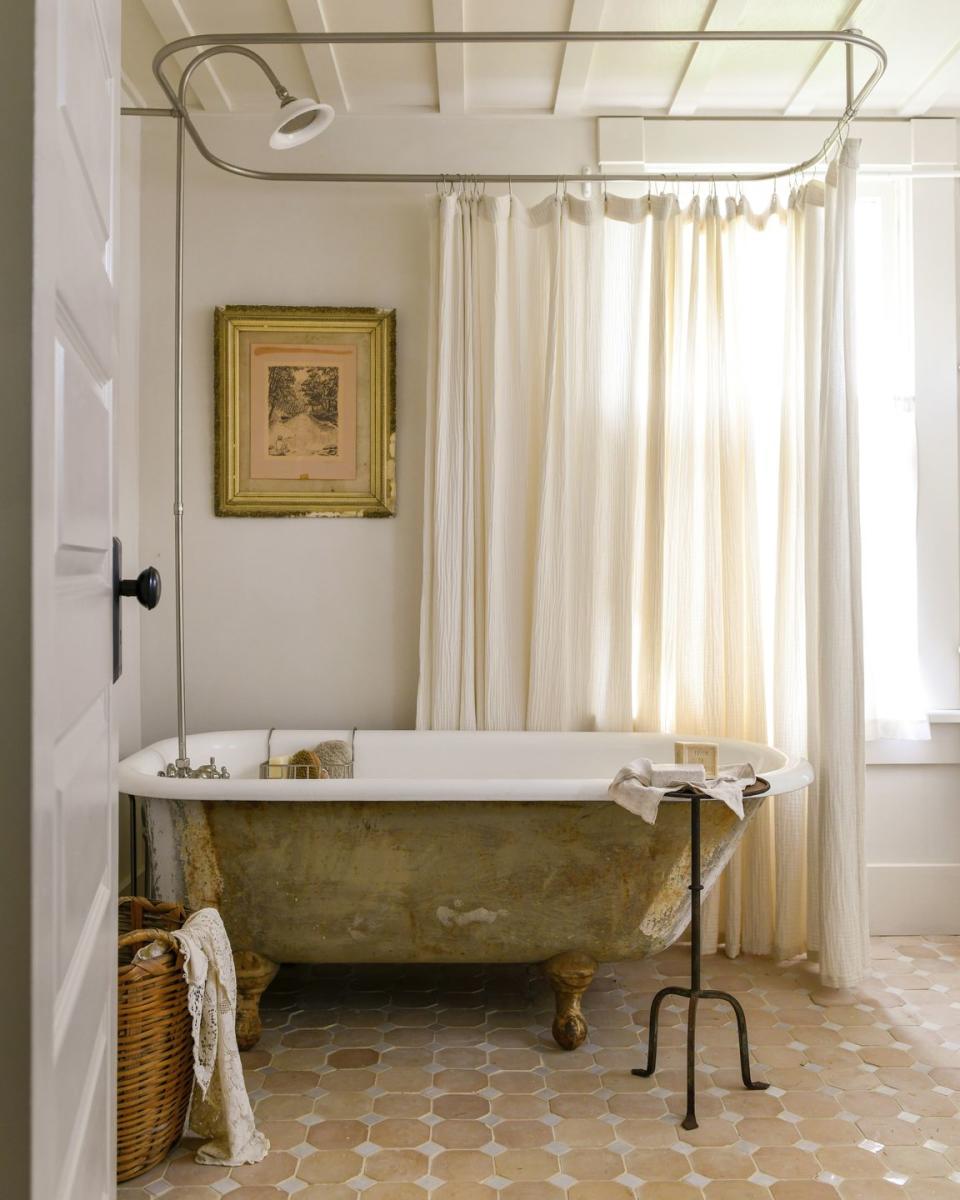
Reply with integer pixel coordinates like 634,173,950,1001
595,176,928,737
856,181,928,738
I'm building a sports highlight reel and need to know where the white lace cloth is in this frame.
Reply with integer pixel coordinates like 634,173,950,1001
609,757,757,824
137,908,270,1165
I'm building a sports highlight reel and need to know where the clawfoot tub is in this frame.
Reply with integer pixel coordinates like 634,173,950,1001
119,730,812,1050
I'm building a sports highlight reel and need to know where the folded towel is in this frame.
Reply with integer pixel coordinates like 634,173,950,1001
609,756,756,825
649,762,706,788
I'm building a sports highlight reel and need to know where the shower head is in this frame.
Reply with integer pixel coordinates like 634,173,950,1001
168,45,334,150
269,95,335,149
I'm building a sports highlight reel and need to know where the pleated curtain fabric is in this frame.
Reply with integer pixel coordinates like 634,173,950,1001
417,141,869,988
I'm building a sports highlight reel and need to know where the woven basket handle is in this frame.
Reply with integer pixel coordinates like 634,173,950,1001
120,895,187,928
118,928,179,953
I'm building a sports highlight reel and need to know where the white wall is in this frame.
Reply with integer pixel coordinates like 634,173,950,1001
130,113,960,934
137,115,596,745
866,729,960,934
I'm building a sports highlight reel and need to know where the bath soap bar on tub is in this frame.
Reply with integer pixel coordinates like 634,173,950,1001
650,763,707,788
262,755,290,780
674,741,719,778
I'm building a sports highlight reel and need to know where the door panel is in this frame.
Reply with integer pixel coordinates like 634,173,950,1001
56,338,112,554
54,1010,113,1200
55,574,113,735
59,0,115,242
34,0,120,1195
56,131,114,368
54,697,112,988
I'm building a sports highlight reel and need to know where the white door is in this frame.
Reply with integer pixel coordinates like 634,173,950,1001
32,0,121,1195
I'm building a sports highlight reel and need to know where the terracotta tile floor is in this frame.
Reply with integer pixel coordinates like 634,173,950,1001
120,936,960,1199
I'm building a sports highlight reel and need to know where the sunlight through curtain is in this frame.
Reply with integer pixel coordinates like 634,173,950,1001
418,142,885,988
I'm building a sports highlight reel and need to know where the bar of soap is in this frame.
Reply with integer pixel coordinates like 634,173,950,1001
675,741,719,778
260,755,291,780
650,763,707,788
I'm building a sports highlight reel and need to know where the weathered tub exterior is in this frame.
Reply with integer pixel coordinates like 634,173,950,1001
119,730,813,1049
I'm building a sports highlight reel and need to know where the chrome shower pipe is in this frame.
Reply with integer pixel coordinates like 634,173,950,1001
167,49,290,774
173,109,186,768
151,28,886,186
846,29,859,111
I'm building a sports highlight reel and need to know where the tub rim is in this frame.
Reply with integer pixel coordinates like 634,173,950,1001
119,728,814,803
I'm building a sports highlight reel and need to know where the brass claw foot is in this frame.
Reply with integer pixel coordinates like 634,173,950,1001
234,949,279,1050
543,951,598,1050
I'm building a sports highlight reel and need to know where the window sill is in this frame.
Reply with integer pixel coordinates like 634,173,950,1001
867,715,960,766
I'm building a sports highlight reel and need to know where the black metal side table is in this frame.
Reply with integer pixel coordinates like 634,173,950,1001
633,781,771,1130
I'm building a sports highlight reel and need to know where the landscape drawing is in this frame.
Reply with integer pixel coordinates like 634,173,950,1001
267,364,340,457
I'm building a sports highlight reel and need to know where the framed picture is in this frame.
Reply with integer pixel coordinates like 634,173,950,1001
214,305,396,517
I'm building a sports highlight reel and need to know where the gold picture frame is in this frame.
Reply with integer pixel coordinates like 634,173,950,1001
214,305,396,517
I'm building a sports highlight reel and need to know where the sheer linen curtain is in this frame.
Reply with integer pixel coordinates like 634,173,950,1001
418,142,868,988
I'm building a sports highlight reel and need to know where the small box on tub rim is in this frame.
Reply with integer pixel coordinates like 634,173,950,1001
675,741,719,778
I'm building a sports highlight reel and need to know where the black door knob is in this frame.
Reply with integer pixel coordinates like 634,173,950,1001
119,566,162,610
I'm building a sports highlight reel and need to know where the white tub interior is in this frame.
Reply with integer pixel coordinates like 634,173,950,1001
120,728,811,803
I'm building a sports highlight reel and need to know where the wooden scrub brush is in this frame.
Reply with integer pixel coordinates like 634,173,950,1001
289,749,328,779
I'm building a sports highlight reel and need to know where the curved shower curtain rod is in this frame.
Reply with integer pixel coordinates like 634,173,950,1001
136,26,887,778
149,28,888,187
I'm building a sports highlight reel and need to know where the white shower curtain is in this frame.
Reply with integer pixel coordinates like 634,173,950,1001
418,142,869,988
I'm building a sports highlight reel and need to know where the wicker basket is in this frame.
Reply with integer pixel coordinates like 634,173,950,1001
117,898,194,1183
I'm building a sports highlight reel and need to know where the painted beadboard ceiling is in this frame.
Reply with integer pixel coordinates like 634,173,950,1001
122,0,960,119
